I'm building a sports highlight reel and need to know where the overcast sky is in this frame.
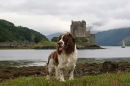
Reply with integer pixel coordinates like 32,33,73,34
0,0,130,35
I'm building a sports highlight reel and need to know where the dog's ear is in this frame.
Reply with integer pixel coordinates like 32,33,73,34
72,37,75,43
67,32,72,36
67,33,75,43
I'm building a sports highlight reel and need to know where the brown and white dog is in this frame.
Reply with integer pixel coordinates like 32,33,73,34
46,32,77,82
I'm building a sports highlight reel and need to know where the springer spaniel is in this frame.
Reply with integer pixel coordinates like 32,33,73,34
46,32,77,82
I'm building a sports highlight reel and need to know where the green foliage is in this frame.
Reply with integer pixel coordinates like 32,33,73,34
51,37,58,42
34,36,42,43
36,41,56,46
0,73,130,86
75,37,88,42
31,41,56,49
0,19,48,42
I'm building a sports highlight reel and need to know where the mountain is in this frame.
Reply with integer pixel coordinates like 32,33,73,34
46,32,63,41
0,19,48,42
95,28,130,46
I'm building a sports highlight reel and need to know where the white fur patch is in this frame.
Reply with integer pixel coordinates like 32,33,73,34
46,33,77,82
57,45,77,81
59,35,64,47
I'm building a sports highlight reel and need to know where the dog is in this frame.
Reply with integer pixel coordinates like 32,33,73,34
46,32,77,82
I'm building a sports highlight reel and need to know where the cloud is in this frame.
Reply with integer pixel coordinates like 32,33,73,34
0,13,71,35
0,0,130,35
92,19,130,32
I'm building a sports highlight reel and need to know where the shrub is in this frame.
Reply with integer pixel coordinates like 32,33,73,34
51,37,58,42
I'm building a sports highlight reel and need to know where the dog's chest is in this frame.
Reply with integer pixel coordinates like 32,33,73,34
58,52,77,69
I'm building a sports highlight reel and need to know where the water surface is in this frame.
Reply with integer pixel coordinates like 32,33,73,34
0,46,130,66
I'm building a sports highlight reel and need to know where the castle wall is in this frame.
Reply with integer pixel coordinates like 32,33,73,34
70,20,86,37
90,34,95,43
70,20,95,43
74,26,86,37
86,31,90,37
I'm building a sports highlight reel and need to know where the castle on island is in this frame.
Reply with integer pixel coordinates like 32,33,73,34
70,20,95,43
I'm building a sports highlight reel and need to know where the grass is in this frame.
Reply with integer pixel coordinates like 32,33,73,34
37,41,56,46
0,73,130,86
30,41,56,49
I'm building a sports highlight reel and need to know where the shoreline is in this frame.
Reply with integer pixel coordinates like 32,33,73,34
0,59,130,82
0,44,102,49
1,57,130,67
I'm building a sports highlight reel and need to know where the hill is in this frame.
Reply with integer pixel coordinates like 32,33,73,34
95,28,130,46
46,32,63,41
0,19,48,42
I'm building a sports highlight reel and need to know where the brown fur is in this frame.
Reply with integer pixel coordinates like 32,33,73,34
46,51,58,75
47,32,75,67
47,32,75,70
47,51,58,66
46,32,76,81
57,33,75,55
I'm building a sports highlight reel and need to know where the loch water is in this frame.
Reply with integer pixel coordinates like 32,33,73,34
0,46,130,66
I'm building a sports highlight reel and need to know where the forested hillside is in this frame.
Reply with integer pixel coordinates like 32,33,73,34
0,19,48,42
95,28,130,46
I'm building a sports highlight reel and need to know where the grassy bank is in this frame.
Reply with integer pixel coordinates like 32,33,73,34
0,40,101,49
0,73,130,86
31,41,101,49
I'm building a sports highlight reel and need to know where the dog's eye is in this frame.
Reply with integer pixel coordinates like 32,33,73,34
59,37,61,40
58,38,61,41
63,37,67,41
58,35,62,41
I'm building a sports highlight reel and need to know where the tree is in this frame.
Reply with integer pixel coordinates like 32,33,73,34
51,37,58,42
34,36,42,43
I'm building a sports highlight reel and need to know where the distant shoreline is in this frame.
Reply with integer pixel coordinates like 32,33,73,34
0,41,102,49
0,45,102,49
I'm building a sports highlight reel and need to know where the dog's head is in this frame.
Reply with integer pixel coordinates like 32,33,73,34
57,32,75,54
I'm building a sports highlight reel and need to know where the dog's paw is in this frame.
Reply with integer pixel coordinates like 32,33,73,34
69,77,74,80
46,75,50,80
60,79,65,82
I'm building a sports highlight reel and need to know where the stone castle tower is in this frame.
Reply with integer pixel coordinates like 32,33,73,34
70,20,95,43
70,20,86,37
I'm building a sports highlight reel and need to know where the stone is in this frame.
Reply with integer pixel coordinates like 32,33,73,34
70,20,95,43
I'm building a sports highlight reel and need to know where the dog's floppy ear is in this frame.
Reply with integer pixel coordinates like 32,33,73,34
67,32,72,36
72,37,75,43
67,32,75,43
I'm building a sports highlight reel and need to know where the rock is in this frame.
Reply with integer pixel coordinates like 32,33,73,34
102,61,118,73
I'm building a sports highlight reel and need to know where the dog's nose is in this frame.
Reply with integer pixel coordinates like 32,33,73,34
58,42,62,45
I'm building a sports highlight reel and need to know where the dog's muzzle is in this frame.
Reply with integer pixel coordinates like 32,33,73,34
58,42,64,51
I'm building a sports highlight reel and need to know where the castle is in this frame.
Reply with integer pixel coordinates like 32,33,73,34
70,20,95,43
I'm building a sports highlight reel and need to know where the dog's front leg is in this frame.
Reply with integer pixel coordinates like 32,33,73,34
55,66,60,80
69,70,74,80
69,66,75,80
46,67,53,80
59,68,65,82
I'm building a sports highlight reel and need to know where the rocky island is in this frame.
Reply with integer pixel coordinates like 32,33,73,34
0,19,101,49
